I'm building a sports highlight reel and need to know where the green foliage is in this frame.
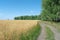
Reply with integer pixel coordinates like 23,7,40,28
41,0,60,22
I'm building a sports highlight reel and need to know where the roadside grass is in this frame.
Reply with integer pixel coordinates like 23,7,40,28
20,22,41,40
45,27,55,40
44,21,60,32
52,22,60,32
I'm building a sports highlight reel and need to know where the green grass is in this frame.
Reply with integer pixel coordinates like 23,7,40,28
45,27,55,40
20,23,41,40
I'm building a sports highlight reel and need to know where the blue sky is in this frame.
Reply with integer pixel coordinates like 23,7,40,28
0,0,42,20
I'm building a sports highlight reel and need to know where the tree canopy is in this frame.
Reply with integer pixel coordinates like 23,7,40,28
40,0,60,22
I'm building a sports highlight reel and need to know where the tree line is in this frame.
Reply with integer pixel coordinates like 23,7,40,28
14,15,41,20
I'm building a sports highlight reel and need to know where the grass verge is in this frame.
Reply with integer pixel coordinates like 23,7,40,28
52,22,60,32
45,21,60,32
45,27,55,40
20,22,41,40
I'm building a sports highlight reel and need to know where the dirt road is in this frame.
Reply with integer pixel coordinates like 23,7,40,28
37,23,46,40
37,22,60,40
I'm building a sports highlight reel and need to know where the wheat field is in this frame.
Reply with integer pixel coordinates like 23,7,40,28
0,20,38,40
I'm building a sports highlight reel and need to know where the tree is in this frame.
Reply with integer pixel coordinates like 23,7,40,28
41,0,60,22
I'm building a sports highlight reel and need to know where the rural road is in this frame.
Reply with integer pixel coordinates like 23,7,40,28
37,22,60,40
37,23,46,40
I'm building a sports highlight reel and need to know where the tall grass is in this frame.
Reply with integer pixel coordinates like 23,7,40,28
20,22,41,40
0,20,41,40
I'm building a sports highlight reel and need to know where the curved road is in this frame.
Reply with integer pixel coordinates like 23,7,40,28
37,22,60,40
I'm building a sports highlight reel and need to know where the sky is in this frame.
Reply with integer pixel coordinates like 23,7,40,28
0,0,42,20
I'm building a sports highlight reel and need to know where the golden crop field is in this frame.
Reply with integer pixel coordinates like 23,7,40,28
0,20,38,40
